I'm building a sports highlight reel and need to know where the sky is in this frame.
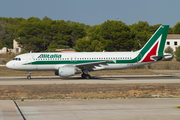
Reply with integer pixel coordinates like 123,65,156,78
0,0,180,27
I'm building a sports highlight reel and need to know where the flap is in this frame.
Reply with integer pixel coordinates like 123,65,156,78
75,60,111,70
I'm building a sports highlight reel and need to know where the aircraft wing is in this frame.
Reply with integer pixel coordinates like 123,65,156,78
74,60,111,70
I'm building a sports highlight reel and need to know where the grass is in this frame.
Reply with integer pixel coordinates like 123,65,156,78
0,83,180,100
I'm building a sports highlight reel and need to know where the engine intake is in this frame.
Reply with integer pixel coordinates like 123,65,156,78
55,67,76,77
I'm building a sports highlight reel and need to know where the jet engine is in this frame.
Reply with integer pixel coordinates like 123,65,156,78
55,67,76,77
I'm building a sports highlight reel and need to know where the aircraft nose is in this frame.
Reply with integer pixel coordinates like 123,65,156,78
6,61,13,69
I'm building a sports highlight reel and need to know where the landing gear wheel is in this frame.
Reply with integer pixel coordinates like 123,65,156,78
81,72,91,79
86,74,91,79
81,73,86,79
27,76,31,79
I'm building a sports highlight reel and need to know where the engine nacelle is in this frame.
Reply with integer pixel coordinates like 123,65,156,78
55,67,76,77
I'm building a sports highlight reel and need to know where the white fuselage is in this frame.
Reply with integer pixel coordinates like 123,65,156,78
6,51,150,71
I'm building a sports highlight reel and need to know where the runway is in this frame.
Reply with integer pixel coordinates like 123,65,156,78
0,75,180,85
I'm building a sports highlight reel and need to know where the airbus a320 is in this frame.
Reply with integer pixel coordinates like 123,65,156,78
6,25,172,79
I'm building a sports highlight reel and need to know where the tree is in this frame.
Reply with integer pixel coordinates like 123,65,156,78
165,46,173,54
90,40,104,52
47,40,58,49
174,22,180,34
164,46,174,61
74,38,91,52
17,17,44,52
148,24,161,34
129,21,150,32
90,20,138,51
2,36,13,48
68,22,87,46
175,46,180,61
0,42,3,49
17,17,73,52
168,27,174,34
129,21,153,49
134,31,151,49
42,16,52,21
0,17,26,49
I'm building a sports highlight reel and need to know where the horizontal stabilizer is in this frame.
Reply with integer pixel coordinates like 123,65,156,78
151,53,173,61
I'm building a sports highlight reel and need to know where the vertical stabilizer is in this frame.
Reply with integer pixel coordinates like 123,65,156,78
139,25,169,62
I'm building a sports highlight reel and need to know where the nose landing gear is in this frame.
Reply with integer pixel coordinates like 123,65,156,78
27,71,31,79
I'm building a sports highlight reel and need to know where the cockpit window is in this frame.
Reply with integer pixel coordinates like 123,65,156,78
13,58,21,61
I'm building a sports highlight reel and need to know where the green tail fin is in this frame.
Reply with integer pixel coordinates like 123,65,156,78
140,25,169,58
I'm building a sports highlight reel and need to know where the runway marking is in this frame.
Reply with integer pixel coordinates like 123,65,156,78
0,107,4,120
174,106,180,109
13,100,26,120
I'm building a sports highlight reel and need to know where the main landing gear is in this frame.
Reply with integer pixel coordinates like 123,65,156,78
27,71,31,79
81,72,91,79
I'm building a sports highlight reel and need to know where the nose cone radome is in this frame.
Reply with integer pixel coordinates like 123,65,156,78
6,61,13,69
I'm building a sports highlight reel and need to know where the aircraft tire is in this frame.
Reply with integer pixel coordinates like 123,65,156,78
86,75,91,79
81,73,86,79
27,76,31,79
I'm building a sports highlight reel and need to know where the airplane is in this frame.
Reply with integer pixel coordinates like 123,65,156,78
115,16,119,19
6,25,173,79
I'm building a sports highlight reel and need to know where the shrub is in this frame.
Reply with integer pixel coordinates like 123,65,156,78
164,46,173,61
175,46,180,61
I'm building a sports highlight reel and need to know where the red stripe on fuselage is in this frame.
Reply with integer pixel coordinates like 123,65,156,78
142,41,159,62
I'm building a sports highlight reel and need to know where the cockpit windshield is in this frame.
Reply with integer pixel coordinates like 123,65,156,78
13,58,21,61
